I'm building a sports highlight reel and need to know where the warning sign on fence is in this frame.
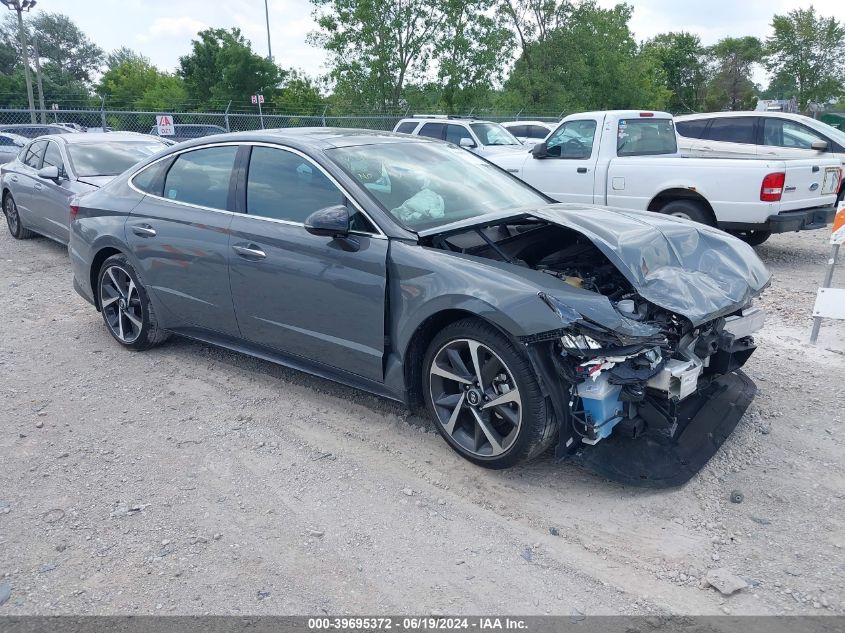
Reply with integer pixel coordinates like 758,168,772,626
156,115,174,136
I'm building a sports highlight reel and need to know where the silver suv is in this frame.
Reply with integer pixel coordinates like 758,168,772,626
393,116,525,156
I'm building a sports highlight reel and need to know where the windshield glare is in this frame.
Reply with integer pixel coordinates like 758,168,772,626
68,141,166,177
328,141,547,230
470,122,521,146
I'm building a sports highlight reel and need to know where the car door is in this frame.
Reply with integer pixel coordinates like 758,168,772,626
34,140,74,243
12,140,47,231
758,118,831,159
126,144,241,336
518,119,598,203
696,117,758,157
228,144,388,382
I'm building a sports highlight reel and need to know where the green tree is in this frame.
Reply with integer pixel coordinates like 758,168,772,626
106,47,147,71
179,28,284,108
29,11,103,83
765,7,845,111
97,55,186,110
705,36,763,111
641,32,708,113
272,69,324,114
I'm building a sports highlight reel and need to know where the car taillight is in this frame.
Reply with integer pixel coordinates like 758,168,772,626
760,172,785,202
69,204,79,222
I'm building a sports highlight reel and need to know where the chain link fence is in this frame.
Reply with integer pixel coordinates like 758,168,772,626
0,107,563,135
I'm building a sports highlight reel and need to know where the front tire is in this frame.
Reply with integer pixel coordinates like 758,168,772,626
97,254,169,351
422,318,557,469
658,199,713,225
3,194,36,239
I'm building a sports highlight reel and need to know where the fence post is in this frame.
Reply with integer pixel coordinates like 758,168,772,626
100,95,107,130
516,108,523,121
224,100,231,132
321,105,327,127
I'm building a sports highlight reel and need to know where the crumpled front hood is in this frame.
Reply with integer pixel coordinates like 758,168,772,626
531,204,772,325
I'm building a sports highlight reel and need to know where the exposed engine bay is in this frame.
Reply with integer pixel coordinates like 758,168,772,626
427,216,766,485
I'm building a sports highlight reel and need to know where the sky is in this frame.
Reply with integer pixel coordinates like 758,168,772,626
59,0,845,86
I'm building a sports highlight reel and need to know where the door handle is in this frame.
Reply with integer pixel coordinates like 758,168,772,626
33,182,43,190
232,244,266,260
577,167,588,174
11,175,18,182
131,224,157,238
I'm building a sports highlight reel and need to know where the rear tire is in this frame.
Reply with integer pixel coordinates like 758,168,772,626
732,230,771,247
658,199,713,226
97,254,169,351
3,194,36,239
422,317,558,469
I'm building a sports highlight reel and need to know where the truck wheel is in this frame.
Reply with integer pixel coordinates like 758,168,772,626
732,230,771,247
658,200,713,226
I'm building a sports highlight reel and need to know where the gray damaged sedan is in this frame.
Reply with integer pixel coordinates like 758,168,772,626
67,129,771,486
1,132,169,244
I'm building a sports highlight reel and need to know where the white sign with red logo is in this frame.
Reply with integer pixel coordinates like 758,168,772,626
831,201,845,245
251,95,265,105
156,115,174,136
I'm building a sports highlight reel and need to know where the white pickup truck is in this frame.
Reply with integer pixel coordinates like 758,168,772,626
488,110,842,245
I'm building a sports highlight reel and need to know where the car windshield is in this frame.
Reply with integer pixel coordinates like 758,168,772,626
68,141,167,177
469,122,521,146
617,118,678,156
327,141,547,231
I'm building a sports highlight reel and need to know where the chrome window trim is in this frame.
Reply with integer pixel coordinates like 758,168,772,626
127,140,386,238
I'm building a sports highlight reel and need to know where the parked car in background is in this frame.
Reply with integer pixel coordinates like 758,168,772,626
489,110,842,246
0,132,27,164
500,120,555,144
676,111,845,203
0,123,82,139
1,132,169,245
68,128,770,485
393,116,525,155
148,123,227,143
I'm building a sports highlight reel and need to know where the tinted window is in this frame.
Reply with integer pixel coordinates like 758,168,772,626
445,124,474,146
42,141,65,175
418,123,445,140
163,146,238,210
762,119,827,150
396,122,418,134
703,117,756,144
131,159,171,196
23,141,47,168
525,125,550,139
247,146,353,225
68,141,166,177
617,118,677,156
0,135,19,147
506,125,527,137
676,119,709,139
546,120,596,158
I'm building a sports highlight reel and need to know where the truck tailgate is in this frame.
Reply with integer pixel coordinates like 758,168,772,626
779,158,840,212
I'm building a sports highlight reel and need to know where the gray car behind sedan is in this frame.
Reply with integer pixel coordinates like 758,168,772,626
1,132,169,245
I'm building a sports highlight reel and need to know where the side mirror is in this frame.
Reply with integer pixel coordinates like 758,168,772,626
811,140,828,151
37,165,60,180
304,204,351,238
459,138,477,149
531,141,549,158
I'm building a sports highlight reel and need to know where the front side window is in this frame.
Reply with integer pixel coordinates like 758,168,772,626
246,146,348,224
328,141,548,231
68,141,167,177
546,120,597,159
42,141,65,176
445,124,474,146
469,122,520,146
163,145,238,210
23,141,47,168
702,117,756,144
617,118,677,156
762,119,827,150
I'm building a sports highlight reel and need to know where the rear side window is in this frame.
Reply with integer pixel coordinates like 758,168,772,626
163,146,238,210
418,122,445,140
525,125,550,139
395,122,417,134
23,141,47,168
506,125,526,137
702,117,756,144
617,119,677,156
132,159,172,196
676,119,709,139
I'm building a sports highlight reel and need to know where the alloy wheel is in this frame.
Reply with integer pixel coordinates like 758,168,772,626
428,338,522,457
4,196,19,234
99,265,144,344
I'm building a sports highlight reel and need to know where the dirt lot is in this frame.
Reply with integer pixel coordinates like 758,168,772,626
0,226,843,616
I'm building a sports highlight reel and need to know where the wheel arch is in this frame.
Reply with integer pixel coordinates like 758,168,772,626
647,188,717,225
89,246,125,311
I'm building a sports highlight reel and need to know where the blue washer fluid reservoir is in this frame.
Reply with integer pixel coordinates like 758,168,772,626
576,373,624,442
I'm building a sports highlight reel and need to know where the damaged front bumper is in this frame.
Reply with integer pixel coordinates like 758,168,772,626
524,307,764,488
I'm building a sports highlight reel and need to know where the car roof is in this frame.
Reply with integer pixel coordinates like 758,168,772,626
500,120,555,127
675,111,809,122
37,132,169,145
397,117,497,125
168,127,440,151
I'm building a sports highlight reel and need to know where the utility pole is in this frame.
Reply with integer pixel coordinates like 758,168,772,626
32,32,46,124
1,0,38,124
264,0,272,61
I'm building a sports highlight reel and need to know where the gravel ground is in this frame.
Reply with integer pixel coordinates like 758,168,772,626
0,226,843,616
